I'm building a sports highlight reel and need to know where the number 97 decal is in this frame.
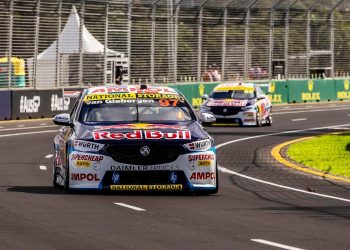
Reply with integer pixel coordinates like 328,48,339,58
159,99,178,107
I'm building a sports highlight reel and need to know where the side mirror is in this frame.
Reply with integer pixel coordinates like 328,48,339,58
53,113,73,126
201,94,209,101
200,112,216,124
258,95,266,100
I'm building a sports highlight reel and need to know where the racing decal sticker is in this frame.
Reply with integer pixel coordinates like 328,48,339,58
110,165,180,171
188,154,215,161
110,184,183,191
71,154,104,162
190,172,216,180
84,93,136,101
94,123,187,131
75,160,91,168
207,99,248,107
71,173,100,181
214,85,254,92
184,139,212,151
84,93,182,102
198,160,212,167
73,140,104,152
89,86,178,94
92,130,191,140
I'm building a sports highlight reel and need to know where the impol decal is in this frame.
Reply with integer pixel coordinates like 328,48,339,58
190,172,215,180
71,173,100,181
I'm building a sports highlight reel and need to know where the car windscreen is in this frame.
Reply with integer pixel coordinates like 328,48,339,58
212,90,255,100
79,98,194,123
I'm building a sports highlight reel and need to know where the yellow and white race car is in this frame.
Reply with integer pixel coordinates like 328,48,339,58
200,83,272,126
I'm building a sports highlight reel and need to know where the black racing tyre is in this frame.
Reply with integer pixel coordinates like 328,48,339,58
53,162,63,189
64,160,71,193
266,115,272,126
255,111,262,127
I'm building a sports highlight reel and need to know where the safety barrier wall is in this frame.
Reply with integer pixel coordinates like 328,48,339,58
1,79,350,120
171,79,350,108
8,89,78,120
0,90,11,120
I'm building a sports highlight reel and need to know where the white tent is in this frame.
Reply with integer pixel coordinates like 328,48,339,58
28,5,125,88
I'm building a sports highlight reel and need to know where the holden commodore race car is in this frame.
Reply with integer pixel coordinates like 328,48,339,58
52,85,218,194
200,83,272,126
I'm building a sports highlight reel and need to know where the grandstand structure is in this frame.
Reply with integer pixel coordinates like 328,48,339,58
0,0,350,87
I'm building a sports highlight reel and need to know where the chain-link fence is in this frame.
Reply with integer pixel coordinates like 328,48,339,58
1,0,350,88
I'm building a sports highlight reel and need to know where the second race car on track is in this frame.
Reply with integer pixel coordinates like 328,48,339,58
52,85,218,194
200,82,272,126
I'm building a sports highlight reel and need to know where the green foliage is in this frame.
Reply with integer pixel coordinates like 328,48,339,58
287,133,350,178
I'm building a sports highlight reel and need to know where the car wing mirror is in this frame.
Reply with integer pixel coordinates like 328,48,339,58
53,113,73,127
200,112,216,124
258,95,266,100
201,94,209,101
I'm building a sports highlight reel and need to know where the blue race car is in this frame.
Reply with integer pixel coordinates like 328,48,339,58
53,85,218,194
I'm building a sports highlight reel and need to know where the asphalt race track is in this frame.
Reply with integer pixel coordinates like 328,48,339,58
0,102,350,250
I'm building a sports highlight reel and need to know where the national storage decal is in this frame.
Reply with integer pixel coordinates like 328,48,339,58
110,184,183,191
84,93,182,102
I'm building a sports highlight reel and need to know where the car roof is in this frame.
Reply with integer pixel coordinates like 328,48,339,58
85,85,179,95
213,83,255,92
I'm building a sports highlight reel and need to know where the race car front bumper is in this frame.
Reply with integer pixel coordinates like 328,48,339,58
67,149,217,192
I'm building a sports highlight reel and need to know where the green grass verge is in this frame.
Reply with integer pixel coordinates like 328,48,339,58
287,133,350,178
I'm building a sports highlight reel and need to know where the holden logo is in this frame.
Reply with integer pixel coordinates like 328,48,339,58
223,108,227,113
140,146,150,157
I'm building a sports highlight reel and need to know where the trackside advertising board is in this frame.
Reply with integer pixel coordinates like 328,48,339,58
0,90,11,120
11,89,75,119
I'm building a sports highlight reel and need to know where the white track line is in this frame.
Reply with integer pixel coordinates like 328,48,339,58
251,239,305,250
114,203,146,211
291,118,307,122
273,107,350,115
39,165,47,170
0,125,56,132
0,130,57,138
217,123,350,203
40,123,48,126
45,154,54,159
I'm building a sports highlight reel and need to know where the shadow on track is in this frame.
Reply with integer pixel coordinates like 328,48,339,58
6,186,218,197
